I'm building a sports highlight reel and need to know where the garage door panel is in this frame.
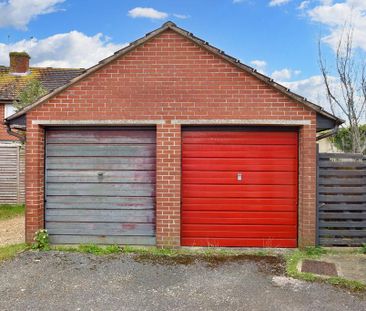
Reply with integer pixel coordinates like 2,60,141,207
183,204,296,212
47,222,155,236
183,158,296,171
47,170,155,183
46,209,155,223
183,132,297,145
46,196,154,210
183,224,297,233
183,185,297,198
182,217,296,226
182,129,298,247
182,146,297,158
181,238,297,248
49,235,156,245
45,128,156,245
182,217,296,227
182,171,297,185
46,144,155,157
183,151,295,159
183,197,297,205
46,183,155,197
182,230,297,239
47,130,155,144
182,213,297,222
46,157,155,170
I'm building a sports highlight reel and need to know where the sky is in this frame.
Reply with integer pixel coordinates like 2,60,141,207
0,0,365,113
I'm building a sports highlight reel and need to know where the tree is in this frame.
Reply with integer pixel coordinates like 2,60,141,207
319,24,366,153
330,125,366,154
13,79,47,112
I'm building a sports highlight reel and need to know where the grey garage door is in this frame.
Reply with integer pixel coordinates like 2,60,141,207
45,127,156,245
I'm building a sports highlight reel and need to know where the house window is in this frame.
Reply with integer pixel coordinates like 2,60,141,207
4,104,16,118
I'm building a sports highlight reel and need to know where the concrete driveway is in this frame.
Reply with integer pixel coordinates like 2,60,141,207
0,251,365,311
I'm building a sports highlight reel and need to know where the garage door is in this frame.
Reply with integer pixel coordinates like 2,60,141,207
182,128,298,248
45,128,156,245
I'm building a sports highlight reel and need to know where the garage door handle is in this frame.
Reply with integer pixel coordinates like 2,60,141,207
237,172,243,181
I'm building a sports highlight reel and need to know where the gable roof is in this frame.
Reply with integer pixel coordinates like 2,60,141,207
0,66,84,102
6,21,343,127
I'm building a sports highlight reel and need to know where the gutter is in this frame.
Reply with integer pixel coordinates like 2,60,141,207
316,125,339,141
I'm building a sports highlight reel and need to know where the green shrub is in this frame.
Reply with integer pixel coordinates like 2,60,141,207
32,229,50,250
330,125,366,154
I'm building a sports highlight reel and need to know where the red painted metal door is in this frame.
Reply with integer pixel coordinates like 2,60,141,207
181,128,298,248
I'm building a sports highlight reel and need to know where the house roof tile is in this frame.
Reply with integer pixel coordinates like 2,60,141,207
0,66,84,101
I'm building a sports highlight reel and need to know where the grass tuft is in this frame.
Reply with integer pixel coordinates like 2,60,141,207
50,245,275,258
0,244,28,262
327,277,365,292
53,244,123,255
303,246,327,256
361,244,366,254
0,204,25,221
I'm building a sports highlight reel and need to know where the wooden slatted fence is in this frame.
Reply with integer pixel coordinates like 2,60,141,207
317,150,366,246
0,144,25,204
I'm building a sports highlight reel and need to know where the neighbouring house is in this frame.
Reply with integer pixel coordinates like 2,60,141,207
317,137,342,153
0,52,84,203
6,22,343,248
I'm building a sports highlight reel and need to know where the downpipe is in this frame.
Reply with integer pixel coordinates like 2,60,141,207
316,125,339,141
5,122,26,142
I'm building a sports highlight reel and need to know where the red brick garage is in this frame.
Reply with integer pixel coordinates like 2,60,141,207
6,22,342,248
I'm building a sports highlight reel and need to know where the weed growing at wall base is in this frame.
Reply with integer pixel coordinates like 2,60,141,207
32,229,50,250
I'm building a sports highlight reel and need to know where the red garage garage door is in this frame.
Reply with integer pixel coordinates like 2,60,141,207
181,127,298,248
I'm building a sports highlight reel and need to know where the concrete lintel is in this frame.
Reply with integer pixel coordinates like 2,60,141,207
32,120,165,126
171,119,311,125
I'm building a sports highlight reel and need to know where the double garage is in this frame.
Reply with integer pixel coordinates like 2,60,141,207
6,22,341,248
45,126,298,248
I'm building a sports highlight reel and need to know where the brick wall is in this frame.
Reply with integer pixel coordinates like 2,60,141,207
24,29,317,247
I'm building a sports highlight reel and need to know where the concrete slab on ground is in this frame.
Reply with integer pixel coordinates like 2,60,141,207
301,259,338,276
320,254,366,284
